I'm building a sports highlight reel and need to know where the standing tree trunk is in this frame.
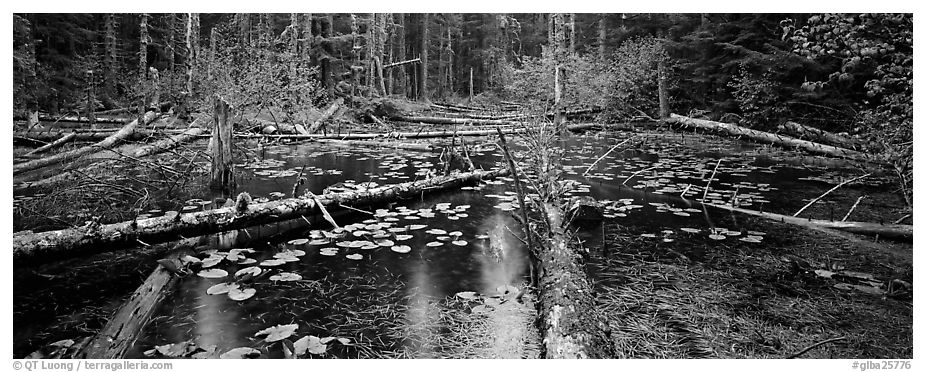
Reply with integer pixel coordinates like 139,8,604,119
208,28,218,81
657,46,670,119
304,13,313,58
598,15,607,60
139,14,149,79
437,21,446,98
186,13,200,96
103,14,118,94
395,13,407,98
166,14,176,96
551,13,566,130
419,13,430,102
210,95,234,192
569,13,576,53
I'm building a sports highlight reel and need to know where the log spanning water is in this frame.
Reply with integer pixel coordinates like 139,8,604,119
13,168,509,263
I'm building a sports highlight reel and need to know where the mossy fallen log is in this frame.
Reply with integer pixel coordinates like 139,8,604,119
778,121,864,150
13,168,509,263
666,114,882,164
13,111,161,175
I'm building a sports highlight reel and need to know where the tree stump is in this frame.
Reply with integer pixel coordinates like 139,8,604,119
210,95,235,192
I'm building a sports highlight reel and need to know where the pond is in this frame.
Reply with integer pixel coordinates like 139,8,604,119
15,128,904,358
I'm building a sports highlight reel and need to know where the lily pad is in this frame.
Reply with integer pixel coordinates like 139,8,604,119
255,324,299,342
293,335,327,356
207,282,238,295
288,238,309,245
228,287,256,301
260,259,287,267
197,269,229,279
390,245,412,253
270,272,302,282
235,266,262,278
201,256,223,268
220,347,261,359
346,254,363,260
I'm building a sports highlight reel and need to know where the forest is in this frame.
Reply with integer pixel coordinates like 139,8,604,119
11,13,912,360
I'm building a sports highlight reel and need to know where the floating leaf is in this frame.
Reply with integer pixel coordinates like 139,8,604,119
426,241,444,247
346,254,363,260
197,269,228,279
376,239,395,247
228,287,256,301
207,282,238,295
220,347,261,359
235,266,262,278
407,224,427,230
153,341,194,357
260,259,287,267
255,324,299,342
390,245,411,253
319,248,338,256
239,258,257,265
708,234,727,240
337,338,352,345
451,240,468,246
448,231,463,237
293,335,327,355
270,272,302,282
319,336,336,344
288,238,309,245
201,256,223,268
395,234,413,241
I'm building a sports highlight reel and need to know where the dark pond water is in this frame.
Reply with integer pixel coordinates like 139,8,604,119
112,130,899,358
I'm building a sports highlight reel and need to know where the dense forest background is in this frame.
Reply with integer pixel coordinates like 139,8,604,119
11,13,912,193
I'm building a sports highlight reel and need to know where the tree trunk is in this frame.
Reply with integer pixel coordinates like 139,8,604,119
383,58,421,69
666,114,882,163
778,121,864,150
13,168,509,263
104,14,118,93
307,97,344,133
568,13,576,53
139,14,149,79
209,96,234,192
657,55,670,119
598,15,607,60
25,133,77,156
419,13,430,102
395,13,406,98
74,238,204,359
133,126,205,158
469,67,474,101
208,28,218,81
186,13,199,96
707,203,912,241
13,111,159,175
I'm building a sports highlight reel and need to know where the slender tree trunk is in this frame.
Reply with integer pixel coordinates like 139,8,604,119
657,47,669,119
186,13,199,96
437,22,446,98
569,13,576,53
385,13,394,95
395,13,407,98
103,14,117,93
139,14,149,79
208,28,218,81
598,15,607,60
166,14,175,95
419,13,430,102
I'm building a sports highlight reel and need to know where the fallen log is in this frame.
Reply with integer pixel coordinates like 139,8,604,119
778,121,864,150
133,123,206,158
393,115,519,126
13,113,128,124
312,138,438,152
74,238,202,359
537,202,612,358
13,168,509,263
13,111,160,175
706,203,912,241
308,98,344,133
25,133,77,156
666,114,882,164
229,123,633,141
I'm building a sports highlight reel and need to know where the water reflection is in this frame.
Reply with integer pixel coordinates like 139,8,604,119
475,212,527,295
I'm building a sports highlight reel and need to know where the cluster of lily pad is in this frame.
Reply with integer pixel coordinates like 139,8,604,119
144,323,353,359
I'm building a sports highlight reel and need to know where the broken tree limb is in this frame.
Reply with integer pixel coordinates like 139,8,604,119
74,238,202,359
132,123,205,158
14,113,128,124
778,121,864,150
392,115,520,126
666,114,882,164
383,57,421,69
13,111,160,175
793,173,871,217
707,203,912,241
25,133,76,156
13,168,509,263
312,138,438,152
308,98,344,133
